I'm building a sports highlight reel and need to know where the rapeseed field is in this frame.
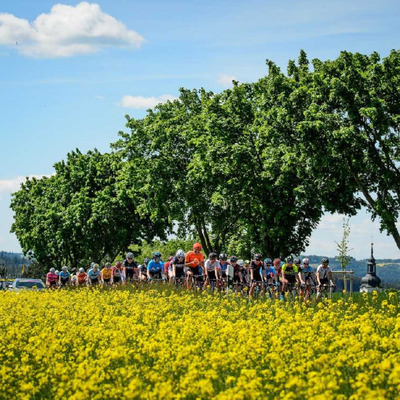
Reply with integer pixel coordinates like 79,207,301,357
1,288,399,399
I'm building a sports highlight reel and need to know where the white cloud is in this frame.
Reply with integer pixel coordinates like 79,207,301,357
217,74,237,88
96,95,105,100
0,2,144,58
119,94,177,109
0,175,50,199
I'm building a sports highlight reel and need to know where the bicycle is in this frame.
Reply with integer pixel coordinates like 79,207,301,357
317,283,336,300
187,274,203,291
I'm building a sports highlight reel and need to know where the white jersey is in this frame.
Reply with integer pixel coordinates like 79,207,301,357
205,260,219,272
316,265,332,280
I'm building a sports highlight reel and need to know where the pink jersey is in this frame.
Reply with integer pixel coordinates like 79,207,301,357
46,272,58,283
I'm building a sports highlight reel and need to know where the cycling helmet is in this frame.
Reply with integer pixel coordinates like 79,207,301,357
209,252,217,260
143,258,150,264
93,263,99,270
264,258,272,265
105,262,111,268
219,253,228,261
90,262,95,268
55,270,59,275
294,258,301,265
176,249,185,258
71,267,77,273
62,266,68,272
254,253,262,261
286,256,293,263
230,255,238,262
115,261,122,268
153,251,162,259
302,258,310,265
237,259,244,267
79,268,84,273
50,268,55,273
193,243,202,251
126,252,134,260
273,258,281,265
321,257,329,265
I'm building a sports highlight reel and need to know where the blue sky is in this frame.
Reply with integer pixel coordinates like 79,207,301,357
1,0,400,260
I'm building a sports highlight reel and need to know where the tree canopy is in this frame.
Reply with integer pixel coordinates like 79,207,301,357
10,49,400,268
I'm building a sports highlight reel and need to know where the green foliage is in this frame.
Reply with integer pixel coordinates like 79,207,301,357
10,150,165,270
335,217,353,270
10,49,400,264
131,239,196,264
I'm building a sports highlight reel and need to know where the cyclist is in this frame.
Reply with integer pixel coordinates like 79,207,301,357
249,254,264,297
70,268,77,286
88,264,100,285
112,262,124,285
46,268,58,289
76,268,88,286
281,256,299,299
203,252,220,291
100,263,113,286
138,258,149,282
231,256,244,292
299,258,316,300
164,256,174,283
218,254,229,279
262,258,278,297
124,252,138,283
147,252,164,281
172,250,186,286
316,258,335,301
185,243,205,289
59,266,71,288
242,260,251,286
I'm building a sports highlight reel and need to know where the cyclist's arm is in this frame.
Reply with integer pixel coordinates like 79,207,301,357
316,270,321,285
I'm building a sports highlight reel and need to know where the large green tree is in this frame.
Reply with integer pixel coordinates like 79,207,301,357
296,50,400,250
115,66,333,258
11,149,163,269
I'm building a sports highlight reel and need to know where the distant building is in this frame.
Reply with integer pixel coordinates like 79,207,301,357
360,244,382,293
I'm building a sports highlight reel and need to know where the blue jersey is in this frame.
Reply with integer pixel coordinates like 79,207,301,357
263,266,277,277
88,269,100,279
219,262,229,273
300,266,314,278
147,260,164,273
59,271,70,279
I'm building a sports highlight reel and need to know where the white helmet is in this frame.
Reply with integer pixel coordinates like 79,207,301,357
50,268,55,273
79,268,85,273
302,258,310,265
237,259,244,267
176,249,185,258
62,266,68,272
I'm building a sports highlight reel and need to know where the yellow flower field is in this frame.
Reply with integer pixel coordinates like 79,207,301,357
0,288,399,399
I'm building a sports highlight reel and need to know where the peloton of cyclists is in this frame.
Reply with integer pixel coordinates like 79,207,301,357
43,246,336,302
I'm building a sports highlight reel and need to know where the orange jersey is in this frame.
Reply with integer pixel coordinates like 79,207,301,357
185,251,204,268
101,268,112,280
77,272,87,284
